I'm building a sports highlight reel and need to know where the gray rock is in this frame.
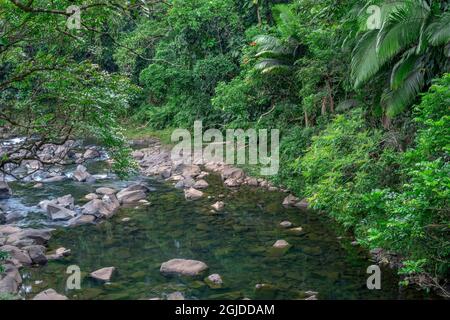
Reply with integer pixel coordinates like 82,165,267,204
46,204,76,221
205,274,223,289
6,228,52,246
282,194,299,207
95,187,116,196
24,245,47,265
90,267,115,282
273,240,290,249
280,221,293,228
33,289,68,300
184,188,204,201
193,179,209,189
72,165,91,182
83,148,100,160
0,245,32,265
211,201,225,211
167,291,185,300
116,185,149,204
175,177,195,189
0,181,12,199
68,214,95,227
0,265,22,294
221,167,245,181
160,259,208,276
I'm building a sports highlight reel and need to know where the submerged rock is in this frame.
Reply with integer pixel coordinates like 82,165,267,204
160,259,208,276
33,289,68,300
167,291,185,300
211,201,225,212
90,267,115,282
280,221,293,228
205,274,223,289
273,240,290,249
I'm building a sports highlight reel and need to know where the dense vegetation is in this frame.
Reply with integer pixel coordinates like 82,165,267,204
1,0,448,292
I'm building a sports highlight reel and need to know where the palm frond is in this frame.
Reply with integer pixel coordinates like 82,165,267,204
390,49,420,90
427,11,450,46
351,30,381,89
376,1,429,63
382,64,425,117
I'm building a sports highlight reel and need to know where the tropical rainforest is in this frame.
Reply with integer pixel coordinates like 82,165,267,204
0,0,449,298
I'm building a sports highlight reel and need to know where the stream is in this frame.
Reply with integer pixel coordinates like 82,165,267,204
0,139,435,300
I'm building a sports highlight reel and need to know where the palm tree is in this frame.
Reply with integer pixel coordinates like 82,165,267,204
253,5,304,75
351,0,449,118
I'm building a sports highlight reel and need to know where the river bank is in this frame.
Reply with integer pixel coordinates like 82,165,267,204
0,136,440,300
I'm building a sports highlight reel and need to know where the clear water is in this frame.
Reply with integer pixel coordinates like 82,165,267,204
2,165,434,300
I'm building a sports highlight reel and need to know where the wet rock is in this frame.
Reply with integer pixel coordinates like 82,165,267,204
83,148,100,160
282,194,299,207
0,245,32,265
33,289,68,300
6,229,52,246
273,240,290,249
24,245,47,265
117,184,149,204
47,247,71,261
5,212,22,223
167,291,185,300
90,267,115,282
280,221,293,228
68,214,95,227
0,181,12,199
295,199,309,209
0,264,22,294
205,274,223,289
46,204,76,221
182,165,201,178
72,165,91,182
288,227,304,235
96,187,116,196
184,188,204,201
160,259,208,276
175,177,195,189
85,193,99,201
82,194,119,218
224,178,241,187
221,167,245,181
41,175,66,183
246,177,259,186
211,201,225,212
193,179,209,189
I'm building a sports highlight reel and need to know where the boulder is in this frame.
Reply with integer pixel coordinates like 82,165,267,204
273,240,290,249
224,178,241,187
6,228,52,246
205,274,223,289
46,204,76,221
193,179,209,189
246,177,259,187
131,150,144,160
72,165,91,182
82,195,119,218
282,194,299,207
96,187,116,196
116,184,149,204
160,259,208,276
182,165,201,178
68,214,95,227
47,247,71,261
295,199,309,209
24,245,47,265
90,267,115,282
211,201,225,212
0,245,32,265
175,177,195,189
83,148,100,160
84,193,99,201
33,289,68,300
0,181,12,199
0,225,21,235
221,167,245,181
0,265,21,294
184,188,204,201
55,194,74,210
